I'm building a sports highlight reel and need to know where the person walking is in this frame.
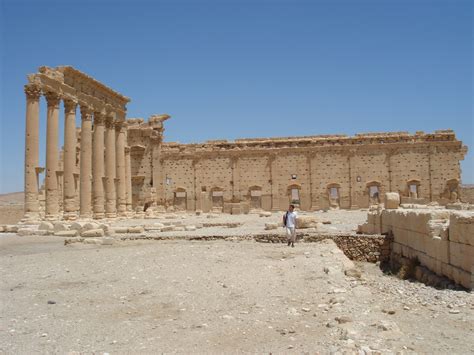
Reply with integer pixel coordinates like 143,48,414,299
283,204,298,247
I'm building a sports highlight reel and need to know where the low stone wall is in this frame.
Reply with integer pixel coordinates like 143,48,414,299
255,232,391,263
378,209,473,289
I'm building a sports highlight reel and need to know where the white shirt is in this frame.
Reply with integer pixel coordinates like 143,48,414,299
286,211,297,228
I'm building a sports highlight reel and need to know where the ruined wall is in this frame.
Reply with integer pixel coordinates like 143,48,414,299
381,208,473,289
126,124,467,212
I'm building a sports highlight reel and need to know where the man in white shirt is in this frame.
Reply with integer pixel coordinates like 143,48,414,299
284,204,298,247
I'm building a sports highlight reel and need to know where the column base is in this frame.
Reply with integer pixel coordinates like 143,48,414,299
93,212,105,219
45,214,61,221
63,212,78,220
79,212,93,219
22,212,40,222
106,212,117,218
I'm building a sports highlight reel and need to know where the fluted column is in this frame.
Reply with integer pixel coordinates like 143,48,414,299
92,111,105,219
63,98,78,220
115,121,127,216
44,91,61,219
105,113,117,218
125,146,132,212
79,105,93,218
23,84,42,220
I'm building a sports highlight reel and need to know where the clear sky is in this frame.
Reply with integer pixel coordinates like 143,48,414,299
0,0,472,194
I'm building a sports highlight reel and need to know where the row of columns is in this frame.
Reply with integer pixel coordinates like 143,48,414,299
24,84,132,220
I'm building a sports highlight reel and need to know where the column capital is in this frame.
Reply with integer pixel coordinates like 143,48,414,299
44,91,61,108
115,120,128,131
63,98,78,114
105,115,115,129
80,104,93,121
24,83,42,100
93,111,106,125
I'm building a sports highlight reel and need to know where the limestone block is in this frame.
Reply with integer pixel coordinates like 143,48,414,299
449,241,474,273
17,228,36,236
98,224,110,233
164,214,177,219
4,225,18,233
38,221,54,231
161,225,175,232
207,214,219,219
69,222,85,231
427,220,449,240
451,265,471,289
144,225,162,231
265,222,278,230
0,225,5,233
83,238,101,245
81,222,100,234
185,225,196,231
112,227,129,234
296,216,318,229
128,226,144,233
259,211,272,217
424,237,449,264
54,230,78,237
384,192,400,209
81,229,105,238
449,212,474,246
54,222,69,233
153,222,165,228
173,226,185,231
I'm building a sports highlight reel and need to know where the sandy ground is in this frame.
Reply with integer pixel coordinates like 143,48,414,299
1,193,473,353
1,234,473,354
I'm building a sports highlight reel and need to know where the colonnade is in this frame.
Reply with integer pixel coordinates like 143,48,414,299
23,83,132,220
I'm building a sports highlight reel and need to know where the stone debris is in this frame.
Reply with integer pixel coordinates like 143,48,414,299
81,229,105,238
264,223,278,230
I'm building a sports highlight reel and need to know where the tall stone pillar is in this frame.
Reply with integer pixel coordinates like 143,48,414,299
23,83,42,220
79,105,93,218
92,111,105,219
125,146,133,212
44,91,61,219
105,113,117,218
115,121,127,216
63,98,78,220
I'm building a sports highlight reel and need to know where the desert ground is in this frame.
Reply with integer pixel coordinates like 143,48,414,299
0,194,473,354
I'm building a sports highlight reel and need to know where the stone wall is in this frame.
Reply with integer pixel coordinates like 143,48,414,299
460,185,474,204
125,116,467,212
379,209,473,289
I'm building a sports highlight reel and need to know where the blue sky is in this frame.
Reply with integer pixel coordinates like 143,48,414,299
1,0,472,194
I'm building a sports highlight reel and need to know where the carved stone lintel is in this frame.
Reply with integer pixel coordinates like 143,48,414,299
93,111,105,125
24,84,42,100
63,98,78,114
44,91,61,108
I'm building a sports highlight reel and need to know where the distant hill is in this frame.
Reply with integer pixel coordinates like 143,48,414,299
0,191,24,206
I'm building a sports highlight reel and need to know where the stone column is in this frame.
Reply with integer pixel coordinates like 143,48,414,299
125,146,132,212
44,91,61,219
105,113,117,218
63,98,78,220
92,111,105,219
115,121,127,216
23,83,42,220
79,105,93,218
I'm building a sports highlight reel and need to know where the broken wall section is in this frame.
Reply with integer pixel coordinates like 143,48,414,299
380,209,473,289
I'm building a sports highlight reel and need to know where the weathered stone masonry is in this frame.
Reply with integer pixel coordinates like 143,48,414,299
128,118,467,212
23,66,468,219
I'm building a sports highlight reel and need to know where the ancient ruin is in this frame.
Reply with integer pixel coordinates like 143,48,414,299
22,66,468,220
